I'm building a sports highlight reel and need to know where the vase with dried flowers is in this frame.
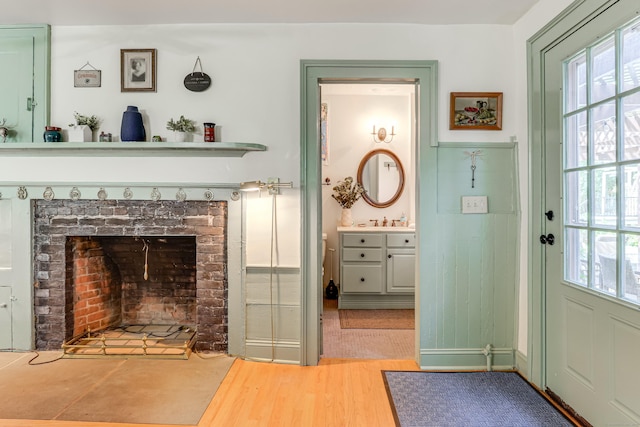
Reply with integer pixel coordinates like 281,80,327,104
332,176,365,226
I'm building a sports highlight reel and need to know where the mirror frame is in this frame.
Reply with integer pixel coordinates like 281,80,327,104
357,148,405,208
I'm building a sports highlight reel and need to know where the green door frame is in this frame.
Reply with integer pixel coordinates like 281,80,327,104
299,60,439,365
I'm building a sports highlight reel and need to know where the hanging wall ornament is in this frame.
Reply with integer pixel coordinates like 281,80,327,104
183,57,211,92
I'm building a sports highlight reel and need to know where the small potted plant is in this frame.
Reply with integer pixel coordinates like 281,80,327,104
166,115,196,142
68,111,100,142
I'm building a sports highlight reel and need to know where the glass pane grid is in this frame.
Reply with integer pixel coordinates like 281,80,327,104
562,17,640,305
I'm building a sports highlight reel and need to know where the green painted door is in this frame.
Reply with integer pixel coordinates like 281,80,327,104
0,35,35,142
544,5,640,425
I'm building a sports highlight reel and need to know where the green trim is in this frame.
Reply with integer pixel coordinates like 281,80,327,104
0,24,50,142
0,142,266,157
300,59,438,366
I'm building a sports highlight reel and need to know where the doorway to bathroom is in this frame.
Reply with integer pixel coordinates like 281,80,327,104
300,59,439,365
319,82,416,359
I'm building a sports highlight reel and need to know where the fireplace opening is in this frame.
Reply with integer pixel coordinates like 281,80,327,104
33,199,228,354
61,236,198,357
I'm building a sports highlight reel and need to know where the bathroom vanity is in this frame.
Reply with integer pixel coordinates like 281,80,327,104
337,227,415,309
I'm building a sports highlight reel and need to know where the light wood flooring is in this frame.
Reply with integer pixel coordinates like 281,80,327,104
1,300,419,427
1,357,419,427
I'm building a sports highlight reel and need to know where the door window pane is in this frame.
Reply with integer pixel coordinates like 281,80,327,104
565,53,587,112
622,22,640,93
623,164,640,228
593,167,617,227
565,170,588,226
592,101,616,164
622,233,640,302
565,111,587,168
622,91,640,161
594,231,617,296
591,36,616,104
566,227,588,286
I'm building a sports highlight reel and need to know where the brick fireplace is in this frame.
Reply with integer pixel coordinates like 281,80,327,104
33,199,227,352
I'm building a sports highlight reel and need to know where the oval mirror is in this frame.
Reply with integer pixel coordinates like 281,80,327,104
357,148,405,208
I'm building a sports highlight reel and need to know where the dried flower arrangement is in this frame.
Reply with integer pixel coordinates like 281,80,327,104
331,176,365,208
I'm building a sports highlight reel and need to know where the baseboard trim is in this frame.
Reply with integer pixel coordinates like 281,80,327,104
420,347,515,371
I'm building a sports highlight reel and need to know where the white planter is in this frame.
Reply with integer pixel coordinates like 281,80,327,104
174,131,187,142
68,125,92,142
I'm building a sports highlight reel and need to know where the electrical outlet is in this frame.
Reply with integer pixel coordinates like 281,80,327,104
461,196,488,214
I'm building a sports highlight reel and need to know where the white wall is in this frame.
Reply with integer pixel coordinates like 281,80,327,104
0,18,568,359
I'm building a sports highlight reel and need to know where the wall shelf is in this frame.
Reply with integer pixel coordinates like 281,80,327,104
0,142,267,157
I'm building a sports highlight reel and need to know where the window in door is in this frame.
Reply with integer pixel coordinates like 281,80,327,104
564,16,640,304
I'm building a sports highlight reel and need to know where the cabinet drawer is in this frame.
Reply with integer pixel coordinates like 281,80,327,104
342,248,382,262
387,233,415,248
342,233,383,248
342,265,383,293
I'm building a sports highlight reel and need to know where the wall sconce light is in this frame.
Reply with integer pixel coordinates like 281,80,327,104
240,178,293,195
371,125,395,143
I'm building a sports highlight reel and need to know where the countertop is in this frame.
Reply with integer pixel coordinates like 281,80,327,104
337,226,415,233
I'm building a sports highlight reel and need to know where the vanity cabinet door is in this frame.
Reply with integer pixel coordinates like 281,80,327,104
386,248,415,293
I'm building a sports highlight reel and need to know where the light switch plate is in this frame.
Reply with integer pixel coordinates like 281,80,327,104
461,196,488,214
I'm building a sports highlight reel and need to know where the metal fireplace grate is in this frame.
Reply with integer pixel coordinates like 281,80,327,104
62,325,197,359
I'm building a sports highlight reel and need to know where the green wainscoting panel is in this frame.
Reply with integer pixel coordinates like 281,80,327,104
419,142,519,370
437,142,518,214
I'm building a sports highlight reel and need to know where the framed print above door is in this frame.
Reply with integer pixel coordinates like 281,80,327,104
121,49,156,92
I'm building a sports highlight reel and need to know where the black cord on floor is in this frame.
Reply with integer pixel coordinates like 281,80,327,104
0,348,64,365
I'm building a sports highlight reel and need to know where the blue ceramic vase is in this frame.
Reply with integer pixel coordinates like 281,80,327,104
120,106,146,142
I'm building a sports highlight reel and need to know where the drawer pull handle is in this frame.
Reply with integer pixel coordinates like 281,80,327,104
405,239,409,243
388,254,392,259
360,253,365,258
360,277,365,282
361,239,365,243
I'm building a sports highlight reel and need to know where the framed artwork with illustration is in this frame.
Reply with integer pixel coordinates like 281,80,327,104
121,49,156,92
450,92,502,130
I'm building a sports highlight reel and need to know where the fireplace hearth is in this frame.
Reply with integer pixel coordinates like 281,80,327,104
33,199,228,353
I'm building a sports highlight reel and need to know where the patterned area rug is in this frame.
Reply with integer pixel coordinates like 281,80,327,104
338,309,414,329
383,371,574,426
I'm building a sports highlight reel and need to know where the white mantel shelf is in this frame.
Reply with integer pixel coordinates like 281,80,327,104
0,142,267,157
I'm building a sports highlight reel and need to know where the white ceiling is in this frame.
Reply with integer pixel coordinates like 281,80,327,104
1,0,541,26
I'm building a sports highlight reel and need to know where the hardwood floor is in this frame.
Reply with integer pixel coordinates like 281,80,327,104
1,357,419,427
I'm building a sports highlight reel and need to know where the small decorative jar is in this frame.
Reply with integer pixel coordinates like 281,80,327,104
43,126,62,142
203,122,216,142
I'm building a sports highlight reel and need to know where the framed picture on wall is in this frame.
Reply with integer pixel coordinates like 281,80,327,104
120,49,156,92
449,92,502,130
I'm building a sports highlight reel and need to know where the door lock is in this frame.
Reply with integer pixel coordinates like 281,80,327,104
545,210,554,221
540,234,555,245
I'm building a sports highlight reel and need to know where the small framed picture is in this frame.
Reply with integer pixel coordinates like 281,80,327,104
450,92,503,130
120,49,156,92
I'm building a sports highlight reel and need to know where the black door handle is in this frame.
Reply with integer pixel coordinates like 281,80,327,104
540,234,555,245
